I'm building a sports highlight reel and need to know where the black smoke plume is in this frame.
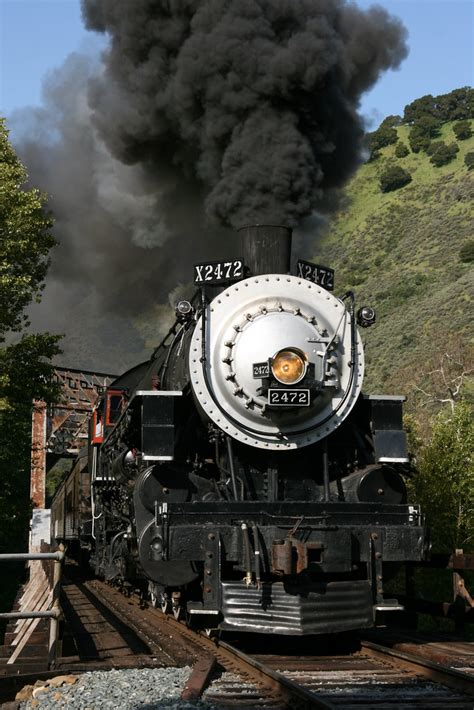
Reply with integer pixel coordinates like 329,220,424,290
82,0,407,226
12,1,407,370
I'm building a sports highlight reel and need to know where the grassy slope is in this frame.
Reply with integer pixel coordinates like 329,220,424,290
313,121,474,396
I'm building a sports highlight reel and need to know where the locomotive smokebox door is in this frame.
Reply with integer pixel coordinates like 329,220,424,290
139,391,182,461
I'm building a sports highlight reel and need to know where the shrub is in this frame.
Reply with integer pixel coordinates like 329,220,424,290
381,114,402,127
459,240,474,263
369,125,398,152
379,165,412,193
409,402,474,552
464,151,474,170
367,148,381,162
409,127,431,153
428,141,459,167
438,87,474,121
395,142,409,158
453,120,472,140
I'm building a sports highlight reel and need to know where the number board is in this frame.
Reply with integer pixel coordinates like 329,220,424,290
253,362,270,378
194,258,244,285
268,389,310,406
296,259,334,291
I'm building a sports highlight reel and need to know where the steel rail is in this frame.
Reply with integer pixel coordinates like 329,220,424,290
88,579,336,709
215,637,337,709
360,639,474,697
88,579,474,707
153,615,337,709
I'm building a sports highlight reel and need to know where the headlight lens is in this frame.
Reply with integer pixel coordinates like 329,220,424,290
271,349,307,385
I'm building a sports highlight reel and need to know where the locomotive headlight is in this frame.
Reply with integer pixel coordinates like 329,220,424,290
271,348,307,385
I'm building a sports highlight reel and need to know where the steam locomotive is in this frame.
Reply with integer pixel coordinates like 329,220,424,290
52,225,429,635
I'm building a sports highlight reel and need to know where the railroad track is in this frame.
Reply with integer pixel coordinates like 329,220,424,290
80,578,474,709
2,570,473,708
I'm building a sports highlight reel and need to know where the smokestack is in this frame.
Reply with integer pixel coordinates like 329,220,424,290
238,225,292,276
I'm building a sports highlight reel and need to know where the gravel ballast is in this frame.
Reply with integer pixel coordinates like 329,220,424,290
20,667,215,709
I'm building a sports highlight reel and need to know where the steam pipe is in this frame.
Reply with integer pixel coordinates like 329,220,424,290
226,436,239,501
252,524,262,587
323,439,330,502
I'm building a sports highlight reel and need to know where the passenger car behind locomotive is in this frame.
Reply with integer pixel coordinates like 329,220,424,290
52,225,429,635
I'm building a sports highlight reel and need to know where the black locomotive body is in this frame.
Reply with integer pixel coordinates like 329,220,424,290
53,225,429,635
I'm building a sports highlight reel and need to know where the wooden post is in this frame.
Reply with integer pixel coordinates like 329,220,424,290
48,543,64,667
31,400,47,509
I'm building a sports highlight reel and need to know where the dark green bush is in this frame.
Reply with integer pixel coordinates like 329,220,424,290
459,240,474,263
369,125,398,153
395,142,409,158
404,94,438,124
409,403,474,552
379,165,412,193
367,148,381,162
409,127,431,153
428,141,459,167
464,151,474,170
453,120,472,140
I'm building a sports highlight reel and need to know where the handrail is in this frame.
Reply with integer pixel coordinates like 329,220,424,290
0,545,64,667
0,552,65,562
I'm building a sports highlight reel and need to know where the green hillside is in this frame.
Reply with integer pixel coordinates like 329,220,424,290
314,119,473,399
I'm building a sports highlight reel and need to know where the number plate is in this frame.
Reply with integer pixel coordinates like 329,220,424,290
268,389,310,406
194,258,244,285
253,362,270,378
296,259,334,291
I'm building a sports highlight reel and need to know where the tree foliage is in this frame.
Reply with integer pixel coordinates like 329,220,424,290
409,402,474,552
366,116,402,160
0,119,55,340
408,126,432,154
379,165,412,193
0,119,61,559
453,120,472,141
404,88,473,155
464,152,474,170
401,341,474,551
0,336,61,547
404,87,474,125
369,124,398,152
410,118,440,154
459,239,474,263
428,141,459,167
395,142,409,158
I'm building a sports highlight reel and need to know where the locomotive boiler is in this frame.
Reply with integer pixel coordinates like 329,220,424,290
54,225,429,635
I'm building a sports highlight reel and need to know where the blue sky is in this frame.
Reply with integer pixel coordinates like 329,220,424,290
0,0,472,125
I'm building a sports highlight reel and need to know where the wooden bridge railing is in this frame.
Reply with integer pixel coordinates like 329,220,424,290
0,544,64,667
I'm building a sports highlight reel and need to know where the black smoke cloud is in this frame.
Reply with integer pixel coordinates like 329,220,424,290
14,53,231,370
13,1,407,370
82,0,407,226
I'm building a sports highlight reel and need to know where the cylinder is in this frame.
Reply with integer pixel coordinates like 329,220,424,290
238,224,292,276
331,466,407,504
